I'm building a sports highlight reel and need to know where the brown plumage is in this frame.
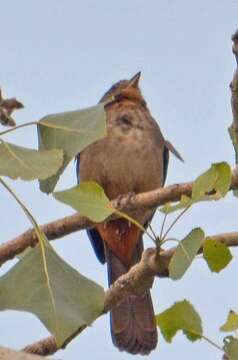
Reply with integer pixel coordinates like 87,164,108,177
78,72,168,355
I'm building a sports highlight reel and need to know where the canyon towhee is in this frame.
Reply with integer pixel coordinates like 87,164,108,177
77,72,181,354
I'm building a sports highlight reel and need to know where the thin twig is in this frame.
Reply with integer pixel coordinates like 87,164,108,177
161,205,191,241
159,212,168,240
0,121,37,136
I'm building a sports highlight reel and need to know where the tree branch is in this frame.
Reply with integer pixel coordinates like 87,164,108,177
229,29,238,162
0,166,238,267
0,346,46,360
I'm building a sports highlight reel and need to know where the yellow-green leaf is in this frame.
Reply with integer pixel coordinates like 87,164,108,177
53,181,113,222
221,311,238,332
156,300,203,342
223,336,238,360
38,103,106,193
192,162,231,202
160,163,231,213
0,141,63,180
0,179,104,346
169,228,204,280
0,242,105,347
203,238,232,273
160,195,192,214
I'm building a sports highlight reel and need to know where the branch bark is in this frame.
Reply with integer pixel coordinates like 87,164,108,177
229,29,238,163
0,166,238,267
0,346,46,360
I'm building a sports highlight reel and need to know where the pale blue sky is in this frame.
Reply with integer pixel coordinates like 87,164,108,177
1,1,238,359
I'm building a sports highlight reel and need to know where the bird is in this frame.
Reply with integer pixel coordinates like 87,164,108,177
76,72,181,355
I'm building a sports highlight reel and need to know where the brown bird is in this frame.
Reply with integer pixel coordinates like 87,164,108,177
77,72,180,355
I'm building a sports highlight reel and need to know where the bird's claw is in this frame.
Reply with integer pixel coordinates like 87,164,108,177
114,191,136,210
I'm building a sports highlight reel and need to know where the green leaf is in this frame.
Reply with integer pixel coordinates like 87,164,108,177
160,195,192,214
160,163,231,213
169,228,204,280
156,300,203,342
0,241,105,347
0,141,63,180
223,336,238,360
203,238,232,273
192,162,231,202
0,178,104,345
53,181,113,222
221,311,238,332
38,104,106,193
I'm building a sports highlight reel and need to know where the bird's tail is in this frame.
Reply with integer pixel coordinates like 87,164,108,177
105,239,158,355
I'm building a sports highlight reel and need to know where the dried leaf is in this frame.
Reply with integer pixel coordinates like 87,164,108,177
0,89,23,127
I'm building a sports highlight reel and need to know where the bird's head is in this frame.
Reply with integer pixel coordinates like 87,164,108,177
100,72,146,106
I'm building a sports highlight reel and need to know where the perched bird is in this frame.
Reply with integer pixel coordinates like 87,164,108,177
76,72,180,355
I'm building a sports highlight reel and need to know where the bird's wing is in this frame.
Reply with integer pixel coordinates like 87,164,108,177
76,153,106,264
165,140,184,162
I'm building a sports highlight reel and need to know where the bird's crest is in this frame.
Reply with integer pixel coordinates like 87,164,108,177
100,72,145,106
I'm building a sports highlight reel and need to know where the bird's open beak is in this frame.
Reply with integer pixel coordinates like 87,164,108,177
127,71,141,88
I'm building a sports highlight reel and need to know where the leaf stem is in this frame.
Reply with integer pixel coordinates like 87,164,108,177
202,334,224,353
186,328,224,354
0,177,37,226
161,238,180,245
0,121,37,136
112,207,157,243
160,212,168,240
148,222,157,241
162,205,191,241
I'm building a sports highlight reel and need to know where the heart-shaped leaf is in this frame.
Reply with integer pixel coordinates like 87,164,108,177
38,104,106,193
0,241,105,347
156,300,203,342
160,195,192,214
0,141,63,180
160,163,231,213
223,336,238,360
53,181,113,222
169,228,204,280
0,179,105,346
203,237,232,273
221,311,238,332
192,162,231,202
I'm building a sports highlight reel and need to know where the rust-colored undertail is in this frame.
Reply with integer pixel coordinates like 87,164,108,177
106,240,157,355
97,219,158,355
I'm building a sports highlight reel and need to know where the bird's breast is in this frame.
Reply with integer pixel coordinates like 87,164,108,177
79,102,165,200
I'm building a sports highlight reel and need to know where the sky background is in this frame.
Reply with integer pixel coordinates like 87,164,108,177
1,1,238,359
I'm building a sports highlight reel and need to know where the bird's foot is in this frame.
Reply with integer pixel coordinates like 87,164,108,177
114,191,136,211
